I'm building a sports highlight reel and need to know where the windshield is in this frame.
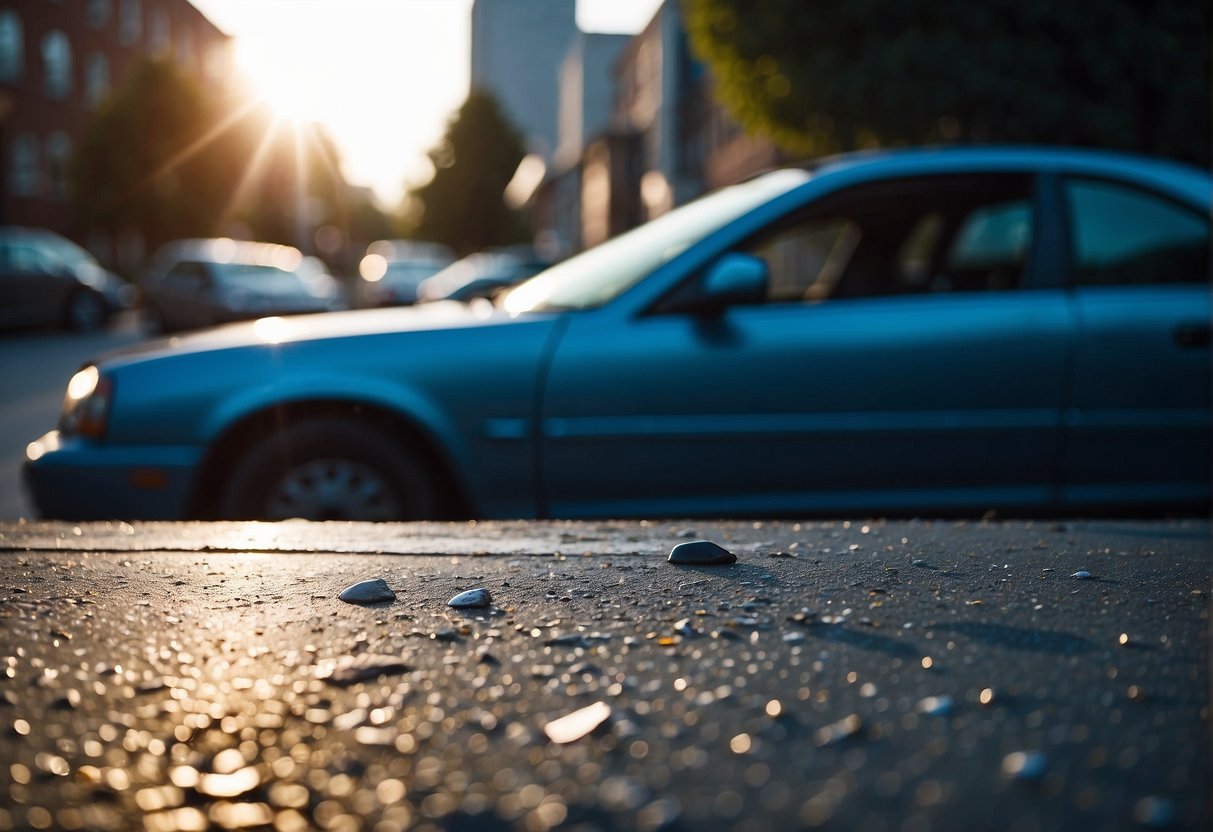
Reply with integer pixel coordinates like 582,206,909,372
213,263,308,294
503,169,811,314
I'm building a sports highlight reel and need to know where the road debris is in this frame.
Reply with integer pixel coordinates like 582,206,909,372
448,587,492,608
668,540,737,565
337,578,395,604
544,701,611,744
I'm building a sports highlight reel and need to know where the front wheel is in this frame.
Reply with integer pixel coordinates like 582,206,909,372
219,419,439,521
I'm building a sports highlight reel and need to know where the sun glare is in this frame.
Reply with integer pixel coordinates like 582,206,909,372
233,40,325,124
189,0,663,206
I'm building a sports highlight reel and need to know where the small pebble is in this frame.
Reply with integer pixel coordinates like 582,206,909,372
448,588,492,608
814,714,862,746
544,702,611,744
322,654,411,687
917,695,954,716
338,579,395,605
1071,570,1092,579
1133,796,1176,828
668,540,737,566
1001,750,1047,780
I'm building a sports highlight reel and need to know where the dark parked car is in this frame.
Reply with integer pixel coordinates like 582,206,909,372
25,147,1211,521
139,238,345,332
0,226,135,331
356,240,454,307
416,248,552,303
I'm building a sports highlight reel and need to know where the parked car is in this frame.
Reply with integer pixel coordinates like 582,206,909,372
416,247,551,303
24,147,1211,521
0,226,135,331
139,238,344,332
356,240,454,307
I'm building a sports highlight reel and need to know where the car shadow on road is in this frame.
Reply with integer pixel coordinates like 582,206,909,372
928,622,1096,654
799,621,923,659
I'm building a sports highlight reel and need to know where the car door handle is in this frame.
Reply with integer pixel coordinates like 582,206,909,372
1174,323,1211,348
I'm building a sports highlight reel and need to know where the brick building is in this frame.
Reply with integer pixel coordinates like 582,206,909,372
0,0,230,255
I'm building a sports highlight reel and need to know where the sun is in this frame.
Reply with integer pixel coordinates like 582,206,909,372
232,38,326,125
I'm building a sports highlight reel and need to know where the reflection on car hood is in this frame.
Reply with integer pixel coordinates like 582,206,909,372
102,301,514,367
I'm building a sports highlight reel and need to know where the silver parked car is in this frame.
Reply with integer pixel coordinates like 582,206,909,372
139,238,345,333
0,226,135,331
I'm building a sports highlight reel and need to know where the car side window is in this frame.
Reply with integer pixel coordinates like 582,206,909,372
1064,178,1209,285
741,174,1035,303
3,241,60,274
162,261,210,295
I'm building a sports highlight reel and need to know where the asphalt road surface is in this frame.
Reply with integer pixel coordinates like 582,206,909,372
0,518,1207,831
0,313,146,520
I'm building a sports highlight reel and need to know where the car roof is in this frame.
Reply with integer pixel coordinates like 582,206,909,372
147,238,304,270
801,145,1210,206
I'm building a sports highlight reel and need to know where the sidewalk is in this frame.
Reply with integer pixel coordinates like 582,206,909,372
1,518,1208,831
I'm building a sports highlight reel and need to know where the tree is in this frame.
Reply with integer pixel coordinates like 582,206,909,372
72,57,251,253
683,0,1210,166
404,91,530,255
72,57,362,262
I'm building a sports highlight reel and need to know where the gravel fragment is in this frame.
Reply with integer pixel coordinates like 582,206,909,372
814,714,862,746
1001,751,1048,780
338,578,396,604
448,588,492,608
544,701,611,744
668,540,737,565
917,695,954,716
320,654,411,687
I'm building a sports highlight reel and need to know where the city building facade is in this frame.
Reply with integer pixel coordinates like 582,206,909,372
0,0,230,252
523,0,792,257
470,0,576,162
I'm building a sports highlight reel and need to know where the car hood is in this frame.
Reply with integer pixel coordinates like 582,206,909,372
102,301,523,368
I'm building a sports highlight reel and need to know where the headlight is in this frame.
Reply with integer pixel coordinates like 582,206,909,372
59,366,112,439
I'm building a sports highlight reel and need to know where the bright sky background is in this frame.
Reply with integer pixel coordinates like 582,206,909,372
187,0,665,208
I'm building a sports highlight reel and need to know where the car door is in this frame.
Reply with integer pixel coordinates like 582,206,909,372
539,173,1073,517
155,261,214,330
1057,175,1211,506
0,238,71,327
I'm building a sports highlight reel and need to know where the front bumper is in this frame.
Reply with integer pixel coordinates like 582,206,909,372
24,430,203,520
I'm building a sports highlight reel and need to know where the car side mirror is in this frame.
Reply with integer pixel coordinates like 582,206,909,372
698,252,768,311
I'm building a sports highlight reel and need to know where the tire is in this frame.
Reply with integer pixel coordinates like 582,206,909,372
218,418,439,521
64,289,109,332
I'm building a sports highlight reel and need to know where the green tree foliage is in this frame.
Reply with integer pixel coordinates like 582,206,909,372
683,0,1210,165
405,91,530,255
72,57,246,251
72,57,376,261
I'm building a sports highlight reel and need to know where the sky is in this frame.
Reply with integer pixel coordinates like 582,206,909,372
187,0,665,208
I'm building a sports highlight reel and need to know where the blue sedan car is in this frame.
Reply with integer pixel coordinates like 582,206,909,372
24,147,1211,520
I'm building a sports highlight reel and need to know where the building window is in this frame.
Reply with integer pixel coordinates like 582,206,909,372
42,31,72,99
176,28,195,71
11,132,40,197
47,132,71,200
85,53,110,108
0,11,23,83
148,8,170,55
119,0,142,46
87,0,111,29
